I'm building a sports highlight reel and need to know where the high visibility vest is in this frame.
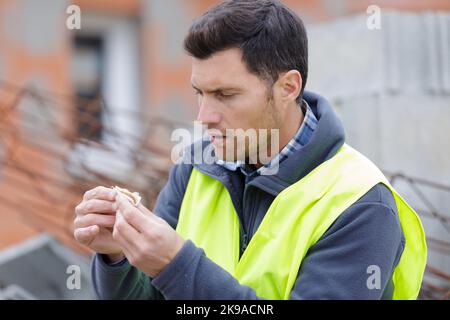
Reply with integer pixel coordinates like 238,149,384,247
176,144,427,299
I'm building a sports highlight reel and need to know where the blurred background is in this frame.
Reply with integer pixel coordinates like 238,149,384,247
0,0,449,299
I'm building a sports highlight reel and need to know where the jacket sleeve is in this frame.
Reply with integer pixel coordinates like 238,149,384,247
91,163,192,300
290,183,405,299
150,184,405,300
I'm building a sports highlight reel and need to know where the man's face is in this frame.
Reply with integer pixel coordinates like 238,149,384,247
191,48,281,162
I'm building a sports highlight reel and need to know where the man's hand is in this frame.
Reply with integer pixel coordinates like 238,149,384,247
112,192,185,278
74,186,124,262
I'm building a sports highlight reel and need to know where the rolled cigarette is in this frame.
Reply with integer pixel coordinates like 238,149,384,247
113,186,142,207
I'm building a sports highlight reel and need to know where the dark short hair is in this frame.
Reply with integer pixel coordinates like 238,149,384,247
184,0,308,104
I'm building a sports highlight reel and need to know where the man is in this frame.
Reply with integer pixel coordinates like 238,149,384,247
74,0,426,299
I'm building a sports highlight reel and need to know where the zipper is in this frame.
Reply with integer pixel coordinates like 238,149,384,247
240,182,258,257
246,188,259,240
240,231,248,257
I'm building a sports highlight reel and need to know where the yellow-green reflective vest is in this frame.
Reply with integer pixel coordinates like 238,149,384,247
176,144,427,299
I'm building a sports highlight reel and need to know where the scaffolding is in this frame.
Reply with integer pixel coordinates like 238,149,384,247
0,79,180,254
385,172,450,299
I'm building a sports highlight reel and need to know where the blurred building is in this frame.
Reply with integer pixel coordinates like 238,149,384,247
0,0,449,299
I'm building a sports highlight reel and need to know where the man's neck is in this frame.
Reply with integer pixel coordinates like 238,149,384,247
255,102,304,168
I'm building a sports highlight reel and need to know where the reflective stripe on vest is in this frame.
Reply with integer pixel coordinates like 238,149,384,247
176,144,427,299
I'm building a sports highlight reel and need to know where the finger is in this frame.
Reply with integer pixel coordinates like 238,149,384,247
116,192,156,222
136,203,156,217
116,194,153,232
137,204,167,225
112,227,134,262
74,213,116,229
76,199,117,216
83,186,116,201
119,245,134,264
113,210,141,251
74,225,100,246
116,237,135,265
113,212,140,263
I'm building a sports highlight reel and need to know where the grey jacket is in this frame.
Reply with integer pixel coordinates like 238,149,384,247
91,91,405,300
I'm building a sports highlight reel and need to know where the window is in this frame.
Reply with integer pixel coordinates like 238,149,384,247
67,14,141,181
72,35,104,141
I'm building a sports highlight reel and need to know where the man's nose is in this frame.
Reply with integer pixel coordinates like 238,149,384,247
196,98,221,124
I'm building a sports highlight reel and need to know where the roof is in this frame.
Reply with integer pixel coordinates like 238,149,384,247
0,233,94,300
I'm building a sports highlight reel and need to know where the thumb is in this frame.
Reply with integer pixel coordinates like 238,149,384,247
137,204,159,219
137,204,167,225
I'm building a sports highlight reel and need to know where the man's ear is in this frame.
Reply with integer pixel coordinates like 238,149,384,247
276,70,302,103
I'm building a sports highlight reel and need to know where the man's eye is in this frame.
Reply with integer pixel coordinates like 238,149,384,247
216,92,234,99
